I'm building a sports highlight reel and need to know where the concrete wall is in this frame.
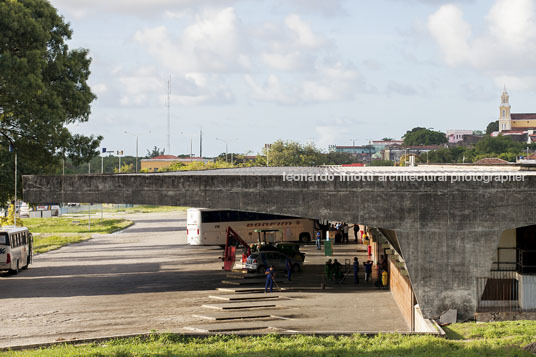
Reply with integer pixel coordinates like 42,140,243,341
389,258,413,328
22,169,536,319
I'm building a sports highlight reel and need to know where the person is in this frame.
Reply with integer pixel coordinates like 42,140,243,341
333,259,343,282
285,257,292,281
353,257,359,284
316,231,322,250
343,223,349,243
353,224,359,243
363,260,373,282
324,259,333,281
265,265,275,293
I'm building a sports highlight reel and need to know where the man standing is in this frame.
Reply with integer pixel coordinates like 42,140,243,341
353,224,359,243
285,257,292,281
353,257,359,284
265,265,276,293
343,223,349,243
316,231,322,250
363,260,373,282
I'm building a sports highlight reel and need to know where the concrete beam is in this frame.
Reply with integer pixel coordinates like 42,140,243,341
22,167,536,319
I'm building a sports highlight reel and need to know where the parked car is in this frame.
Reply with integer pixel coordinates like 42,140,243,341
245,251,303,274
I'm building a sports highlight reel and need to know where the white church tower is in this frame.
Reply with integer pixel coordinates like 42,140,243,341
498,86,511,132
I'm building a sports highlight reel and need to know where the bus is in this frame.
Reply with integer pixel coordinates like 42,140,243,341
187,208,315,246
0,227,33,274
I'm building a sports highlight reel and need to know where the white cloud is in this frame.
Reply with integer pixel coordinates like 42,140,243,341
245,62,362,104
315,126,339,149
275,0,347,16
134,8,251,73
428,0,536,89
50,0,241,18
427,4,472,66
285,15,324,49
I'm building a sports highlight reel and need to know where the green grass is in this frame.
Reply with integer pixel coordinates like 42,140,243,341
25,218,133,234
65,205,188,215
2,322,536,356
107,205,188,214
33,234,92,254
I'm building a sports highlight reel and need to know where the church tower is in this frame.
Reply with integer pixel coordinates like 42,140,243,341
498,86,511,132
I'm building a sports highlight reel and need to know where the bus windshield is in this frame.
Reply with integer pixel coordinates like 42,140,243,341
0,233,8,246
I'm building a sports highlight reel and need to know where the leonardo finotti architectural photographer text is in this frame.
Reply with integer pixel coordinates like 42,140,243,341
282,173,525,184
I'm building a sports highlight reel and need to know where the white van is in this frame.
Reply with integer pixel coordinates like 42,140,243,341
0,227,33,274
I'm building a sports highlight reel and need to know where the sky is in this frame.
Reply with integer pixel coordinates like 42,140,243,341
49,0,536,157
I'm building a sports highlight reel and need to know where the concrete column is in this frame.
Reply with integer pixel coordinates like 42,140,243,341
395,228,503,320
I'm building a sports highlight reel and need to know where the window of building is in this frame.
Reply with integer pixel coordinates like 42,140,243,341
502,110,506,117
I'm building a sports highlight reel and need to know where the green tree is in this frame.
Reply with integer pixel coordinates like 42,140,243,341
381,137,393,141
0,0,101,205
475,135,523,155
259,140,322,166
146,146,165,158
485,121,499,135
402,127,448,146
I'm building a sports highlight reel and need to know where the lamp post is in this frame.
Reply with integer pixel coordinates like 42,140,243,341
124,131,151,173
216,138,229,162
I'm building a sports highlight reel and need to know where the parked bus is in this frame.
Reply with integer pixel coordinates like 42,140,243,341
0,227,33,274
187,208,315,246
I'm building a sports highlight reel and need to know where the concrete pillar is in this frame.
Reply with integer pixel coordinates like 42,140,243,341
395,228,503,320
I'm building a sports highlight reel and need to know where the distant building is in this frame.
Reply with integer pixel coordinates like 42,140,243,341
329,140,402,162
497,88,536,143
446,130,473,144
382,145,441,162
140,155,212,172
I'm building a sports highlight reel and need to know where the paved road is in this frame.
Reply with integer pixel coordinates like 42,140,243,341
0,212,410,348
0,211,225,348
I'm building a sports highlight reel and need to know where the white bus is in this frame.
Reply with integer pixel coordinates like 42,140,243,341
0,227,33,274
187,208,315,246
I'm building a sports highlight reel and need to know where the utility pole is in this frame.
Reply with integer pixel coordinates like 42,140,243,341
167,77,171,155
199,129,203,159
14,151,17,227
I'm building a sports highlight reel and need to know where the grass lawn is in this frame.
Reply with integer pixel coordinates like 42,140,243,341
107,205,188,214
2,321,535,356
66,205,189,215
25,218,133,234
33,234,92,254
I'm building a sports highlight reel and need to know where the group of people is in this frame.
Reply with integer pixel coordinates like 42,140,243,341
323,259,344,282
324,256,387,286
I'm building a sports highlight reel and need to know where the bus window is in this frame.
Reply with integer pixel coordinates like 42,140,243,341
226,211,240,222
0,233,8,245
201,211,221,223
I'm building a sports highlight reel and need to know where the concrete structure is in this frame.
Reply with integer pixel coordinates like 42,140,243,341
23,165,536,320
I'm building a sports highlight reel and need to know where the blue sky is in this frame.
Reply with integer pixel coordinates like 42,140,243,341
49,0,536,157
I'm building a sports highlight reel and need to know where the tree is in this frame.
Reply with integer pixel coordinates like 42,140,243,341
146,146,165,158
486,121,499,135
402,127,448,146
381,137,393,141
0,0,101,205
475,135,523,155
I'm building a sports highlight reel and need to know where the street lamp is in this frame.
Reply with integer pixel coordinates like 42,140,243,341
215,138,229,162
124,130,151,173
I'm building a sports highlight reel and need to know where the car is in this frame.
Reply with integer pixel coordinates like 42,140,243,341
245,251,303,274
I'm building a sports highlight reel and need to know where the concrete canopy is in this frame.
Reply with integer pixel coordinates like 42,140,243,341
23,166,536,319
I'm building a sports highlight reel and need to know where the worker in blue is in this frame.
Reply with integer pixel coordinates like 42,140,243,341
285,257,292,281
353,257,360,284
316,231,322,250
265,265,276,293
